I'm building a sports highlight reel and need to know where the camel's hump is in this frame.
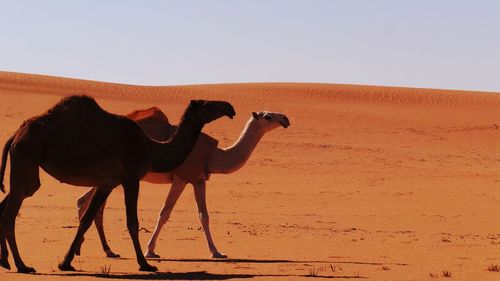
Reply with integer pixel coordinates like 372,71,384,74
127,107,170,125
47,94,105,116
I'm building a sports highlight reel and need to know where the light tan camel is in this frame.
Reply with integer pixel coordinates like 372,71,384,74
0,95,235,273
76,109,290,259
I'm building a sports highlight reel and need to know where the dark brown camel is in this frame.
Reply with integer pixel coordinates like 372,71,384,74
0,95,235,273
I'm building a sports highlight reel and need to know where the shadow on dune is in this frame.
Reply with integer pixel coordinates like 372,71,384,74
40,271,366,279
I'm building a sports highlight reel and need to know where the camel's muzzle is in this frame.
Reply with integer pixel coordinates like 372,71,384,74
224,105,236,119
280,117,290,128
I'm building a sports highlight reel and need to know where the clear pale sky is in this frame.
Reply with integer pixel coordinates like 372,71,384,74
0,1,499,91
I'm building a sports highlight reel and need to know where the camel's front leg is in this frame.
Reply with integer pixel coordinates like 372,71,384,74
145,175,187,258
59,186,112,271
193,180,227,258
122,180,156,272
76,188,120,258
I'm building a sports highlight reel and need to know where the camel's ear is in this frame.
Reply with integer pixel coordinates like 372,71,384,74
190,100,202,108
252,112,260,119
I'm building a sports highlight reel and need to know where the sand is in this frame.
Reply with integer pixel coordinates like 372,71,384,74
0,71,498,280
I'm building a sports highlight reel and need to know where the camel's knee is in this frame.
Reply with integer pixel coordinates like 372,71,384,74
198,212,209,223
78,220,92,232
160,208,171,218
158,208,171,223
78,213,95,231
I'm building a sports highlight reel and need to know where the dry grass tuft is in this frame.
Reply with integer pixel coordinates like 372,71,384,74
99,264,112,275
330,264,338,272
307,266,319,277
442,270,452,277
306,264,339,277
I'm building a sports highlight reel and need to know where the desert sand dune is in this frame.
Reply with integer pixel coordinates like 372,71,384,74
0,71,498,280
2,71,499,106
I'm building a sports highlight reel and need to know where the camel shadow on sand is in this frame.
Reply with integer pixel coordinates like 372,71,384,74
30,258,396,279
40,271,366,280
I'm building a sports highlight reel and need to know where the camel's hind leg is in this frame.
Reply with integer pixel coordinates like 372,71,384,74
0,194,11,269
193,180,226,258
145,175,187,258
0,157,40,273
122,180,156,271
59,186,112,271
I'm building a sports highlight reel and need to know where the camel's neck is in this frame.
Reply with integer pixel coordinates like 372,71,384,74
149,109,203,173
209,119,266,174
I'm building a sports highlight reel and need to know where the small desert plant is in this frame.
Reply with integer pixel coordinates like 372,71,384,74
442,270,452,277
99,264,112,275
307,266,319,277
429,272,439,278
488,264,500,272
330,264,337,272
381,265,390,270
306,265,330,277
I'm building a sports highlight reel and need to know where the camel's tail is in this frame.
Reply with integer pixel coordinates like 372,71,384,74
0,135,14,193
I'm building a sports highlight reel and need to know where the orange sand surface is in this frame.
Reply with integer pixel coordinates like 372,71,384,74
0,71,498,280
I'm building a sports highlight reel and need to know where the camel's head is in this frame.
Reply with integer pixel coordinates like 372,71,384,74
251,111,290,131
188,100,236,124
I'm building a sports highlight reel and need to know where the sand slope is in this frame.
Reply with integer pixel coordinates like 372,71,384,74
0,71,499,280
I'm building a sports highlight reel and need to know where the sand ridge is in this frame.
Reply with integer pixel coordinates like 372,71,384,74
1,71,499,107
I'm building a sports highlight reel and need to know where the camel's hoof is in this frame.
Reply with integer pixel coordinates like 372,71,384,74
58,262,76,271
106,252,120,258
144,252,160,259
0,258,10,270
17,266,36,274
139,264,158,272
212,252,228,259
